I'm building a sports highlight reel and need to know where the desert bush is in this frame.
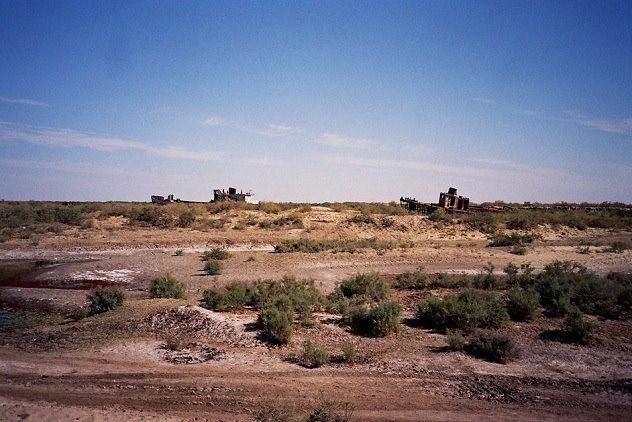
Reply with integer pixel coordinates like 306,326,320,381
128,206,174,228
488,232,537,247
393,267,429,289
87,288,124,315
178,210,196,228
510,245,527,255
300,339,329,368
173,249,184,256
345,301,401,337
506,288,540,321
428,208,451,223
474,262,502,290
202,248,231,260
466,330,520,363
150,274,185,299
305,398,354,422
416,290,509,333
347,213,376,225
249,276,323,312
259,214,304,229
607,241,630,253
204,259,222,275
274,238,393,254
446,329,466,351
202,282,251,311
339,342,360,364
337,273,389,302
258,304,293,344
564,308,595,344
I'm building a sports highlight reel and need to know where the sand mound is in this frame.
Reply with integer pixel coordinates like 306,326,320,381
145,305,259,347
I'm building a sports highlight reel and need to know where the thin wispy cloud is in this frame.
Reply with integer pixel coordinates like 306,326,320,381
248,123,299,138
564,111,632,136
0,96,49,107
0,158,145,178
201,115,299,138
202,115,224,126
471,97,496,105
242,156,286,167
0,122,223,161
316,133,376,149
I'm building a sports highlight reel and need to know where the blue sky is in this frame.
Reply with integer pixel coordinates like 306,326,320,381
1,0,631,203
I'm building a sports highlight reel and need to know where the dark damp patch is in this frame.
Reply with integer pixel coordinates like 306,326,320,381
0,259,114,290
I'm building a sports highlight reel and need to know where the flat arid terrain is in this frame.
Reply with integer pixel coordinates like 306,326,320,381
1,201,631,421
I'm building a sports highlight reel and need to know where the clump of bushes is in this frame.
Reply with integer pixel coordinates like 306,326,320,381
202,248,231,260
258,302,294,344
394,267,429,289
347,213,376,225
338,273,389,302
416,290,509,333
345,301,401,337
564,308,595,344
87,288,124,315
505,287,540,321
488,232,537,247
173,249,184,256
466,330,520,363
150,274,185,299
300,339,329,368
446,329,466,351
178,210,196,228
204,259,222,275
202,282,251,311
607,241,630,253
274,238,393,254
259,214,304,229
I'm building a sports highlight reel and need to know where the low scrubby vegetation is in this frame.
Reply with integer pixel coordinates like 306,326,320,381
149,274,185,299
446,329,466,351
488,232,537,247
201,276,324,344
300,339,329,368
505,287,540,321
201,248,231,260
87,288,124,315
204,259,222,275
563,308,595,344
416,290,509,333
274,238,394,254
344,301,401,337
466,330,521,363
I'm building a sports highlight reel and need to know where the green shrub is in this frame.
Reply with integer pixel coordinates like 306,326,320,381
259,305,293,344
338,273,389,302
204,259,221,275
249,276,323,313
466,330,520,363
416,290,509,333
305,399,353,422
607,241,630,253
178,210,196,228
202,282,251,311
488,232,537,247
300,339,329,368
150,274,185,299
506,288,540,321
446,329,466,351
202,248,231,260
564,308,595,344
394,267,429,289
339,342,359,364
87,288,124,315
274,238,393,254
346,301,401,337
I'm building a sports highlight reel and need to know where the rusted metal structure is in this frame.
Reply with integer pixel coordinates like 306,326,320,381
400,187,470,214
212,187,253,203
438,187,469,211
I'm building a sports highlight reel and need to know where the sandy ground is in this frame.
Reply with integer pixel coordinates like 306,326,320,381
1,208,631,420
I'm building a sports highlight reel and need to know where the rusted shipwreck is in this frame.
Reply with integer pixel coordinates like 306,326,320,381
151,187,254,205
400,187,470,214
